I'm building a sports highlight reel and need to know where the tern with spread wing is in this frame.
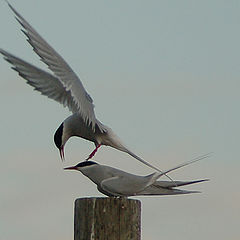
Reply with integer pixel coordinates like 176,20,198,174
0,2,167,174
64,157,208,197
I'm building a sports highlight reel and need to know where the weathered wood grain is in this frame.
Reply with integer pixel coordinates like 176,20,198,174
74,197,141,240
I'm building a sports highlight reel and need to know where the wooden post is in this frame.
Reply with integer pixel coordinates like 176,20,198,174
74,197,141,240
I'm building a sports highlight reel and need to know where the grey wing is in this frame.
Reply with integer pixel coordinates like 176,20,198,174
137,185,200,195
101,176,146,197
0,49,77,111
7,3,105,132
97,185,115,197
136,179,208,196
153,179,209,188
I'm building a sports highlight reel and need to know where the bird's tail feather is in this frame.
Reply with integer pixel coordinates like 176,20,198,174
123,148,175,182
107,128,211,183
137,187,201,196
153,179,209,188
137,177,209,195
152,152,212,181
105,128,173,179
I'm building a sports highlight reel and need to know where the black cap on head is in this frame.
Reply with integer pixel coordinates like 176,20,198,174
75,161,98,168
54,123,63,149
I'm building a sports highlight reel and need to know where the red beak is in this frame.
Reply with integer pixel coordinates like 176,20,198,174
60,146,65,161
64,166,77,170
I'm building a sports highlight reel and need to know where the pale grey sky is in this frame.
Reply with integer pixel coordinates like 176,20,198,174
0,1,239,240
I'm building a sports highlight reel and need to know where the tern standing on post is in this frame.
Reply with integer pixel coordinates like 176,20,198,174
64,156,209,197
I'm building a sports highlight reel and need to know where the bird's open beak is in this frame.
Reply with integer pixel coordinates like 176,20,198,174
59,146,65,161
64,166,77,170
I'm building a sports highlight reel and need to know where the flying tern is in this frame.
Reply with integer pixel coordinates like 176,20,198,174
64,156,208,197
0,2,170,174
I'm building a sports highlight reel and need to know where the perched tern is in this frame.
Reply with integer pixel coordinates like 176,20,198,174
1,2,169,174
64,157,208,197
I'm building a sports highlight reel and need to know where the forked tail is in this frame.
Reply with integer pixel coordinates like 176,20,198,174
154,152,212,180
123,148,175,182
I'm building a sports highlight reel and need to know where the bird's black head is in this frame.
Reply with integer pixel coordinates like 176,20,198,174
75,161,98,168
54,123,64,149
64,161,98,171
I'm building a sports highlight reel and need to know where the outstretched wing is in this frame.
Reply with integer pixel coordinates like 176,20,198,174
0,49,78,112
7,3,105,132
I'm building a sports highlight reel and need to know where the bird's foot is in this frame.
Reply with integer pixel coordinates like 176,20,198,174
86,144,102,161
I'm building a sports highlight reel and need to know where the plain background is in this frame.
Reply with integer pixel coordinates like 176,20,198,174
0,1,239,239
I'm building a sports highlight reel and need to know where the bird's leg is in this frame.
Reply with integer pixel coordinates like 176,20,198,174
86,144,102,160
